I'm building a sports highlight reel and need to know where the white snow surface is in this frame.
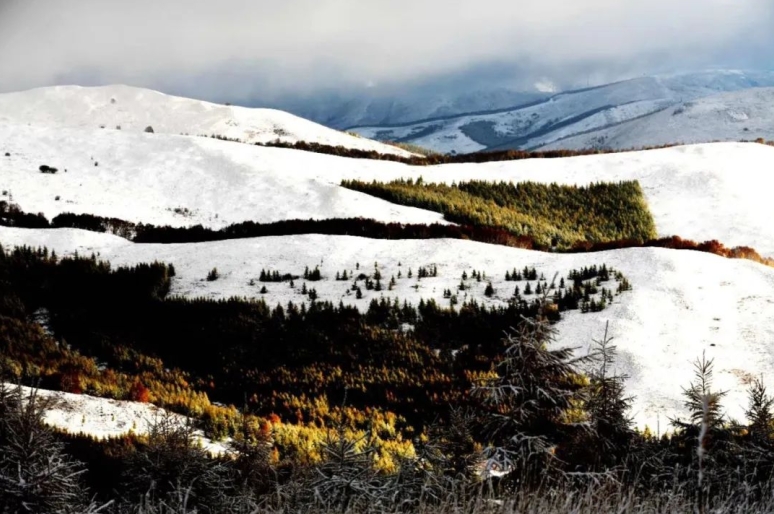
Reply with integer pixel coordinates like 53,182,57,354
3,124,773,256
349,71,774,154
0,85,413,158
3,228,774,432
0,123,444,228
542,88,774,151
3,383,229,455
352,77,677,154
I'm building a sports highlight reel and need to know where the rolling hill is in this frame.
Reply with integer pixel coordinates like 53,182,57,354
2,227,774,432
348,70,774,154
2,120,773,255
540,87,774,150
0,84,413,157
3,83,774,443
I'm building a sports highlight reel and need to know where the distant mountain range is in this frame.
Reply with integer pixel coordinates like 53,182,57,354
319,70,774,154
268,88,551,131
540,87,774,150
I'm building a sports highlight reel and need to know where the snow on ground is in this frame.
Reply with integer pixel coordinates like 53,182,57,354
0,85,413,158
542,88,774,151
0,123,445,228
2,121,774,255
352,77,681,153
420,142,774,257
3,383,229,455
350,71,774,154
3,227,774,432
522,99,673,148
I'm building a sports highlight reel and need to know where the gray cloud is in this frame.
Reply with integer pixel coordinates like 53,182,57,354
0,0,772,101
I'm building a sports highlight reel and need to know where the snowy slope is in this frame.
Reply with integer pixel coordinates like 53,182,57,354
4,384,229,454
0,123,444,228
540,88,774,150
272,88,550,129
3,122,773,256
2,228,774,432
0,85,413,157
351,77,677,154
349,70,774,154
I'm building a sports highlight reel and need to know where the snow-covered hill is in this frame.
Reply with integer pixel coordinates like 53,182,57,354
0,123,444,227
3,228,774,432
540,88,774,151
348,70,774,154
0,85,413,157
4,383,229,454
271,88,550,129
3,121,773,255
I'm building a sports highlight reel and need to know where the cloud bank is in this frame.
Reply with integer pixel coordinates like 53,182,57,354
0,0,772,101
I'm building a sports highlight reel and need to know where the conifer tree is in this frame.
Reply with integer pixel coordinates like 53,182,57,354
472,308,590,483
0,385,102,513
746,376,774,444
484,282,495,297
583,322,634,467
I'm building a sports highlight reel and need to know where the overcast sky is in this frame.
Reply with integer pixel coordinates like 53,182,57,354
1,0,772,103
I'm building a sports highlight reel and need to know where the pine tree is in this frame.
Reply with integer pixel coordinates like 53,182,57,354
746,376,774,443
676,352,727,431
121,412,228,510
583,322,634,468
0,385,102,513
484,282,494,297
471,310,590,483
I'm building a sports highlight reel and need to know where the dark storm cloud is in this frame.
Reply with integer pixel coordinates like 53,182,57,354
0,0,771,100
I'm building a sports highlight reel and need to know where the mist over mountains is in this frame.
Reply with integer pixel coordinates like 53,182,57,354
260,69,774,154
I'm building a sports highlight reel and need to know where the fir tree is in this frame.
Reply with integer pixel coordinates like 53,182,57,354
584,322,634,468
472,310,590,483
0,385,102,513
484,282,495,297
746,376,774,444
